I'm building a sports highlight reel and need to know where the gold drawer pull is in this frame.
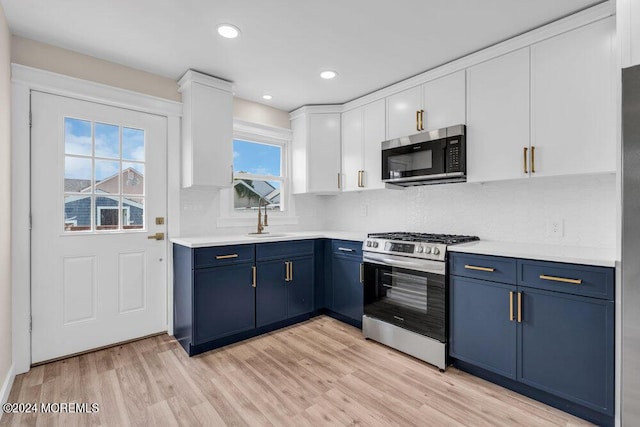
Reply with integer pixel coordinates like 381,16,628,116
464,265,495,273
509,291,514,321
216,254,239,260
517,292,522,323
539,274,582,285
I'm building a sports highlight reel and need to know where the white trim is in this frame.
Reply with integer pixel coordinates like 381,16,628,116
289,105,343,120
178,69,233,93
11,66,182,375
11,64,183,117
0,363,15,409
233,118,292,143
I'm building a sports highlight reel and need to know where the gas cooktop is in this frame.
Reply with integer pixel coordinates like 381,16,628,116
366,232,480,245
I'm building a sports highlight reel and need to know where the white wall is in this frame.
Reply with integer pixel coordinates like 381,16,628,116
0,3,13,403
323,174,617,247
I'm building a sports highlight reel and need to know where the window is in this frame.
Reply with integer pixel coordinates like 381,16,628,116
63,117,145,232
233,139,284,212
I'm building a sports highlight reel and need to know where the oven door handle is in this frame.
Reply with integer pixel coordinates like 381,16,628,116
363,252,445,275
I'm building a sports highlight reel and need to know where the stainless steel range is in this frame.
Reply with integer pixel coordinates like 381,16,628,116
362,232,479,371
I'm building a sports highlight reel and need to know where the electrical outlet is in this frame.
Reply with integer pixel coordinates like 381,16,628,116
548,218,564,238
361,204,368,217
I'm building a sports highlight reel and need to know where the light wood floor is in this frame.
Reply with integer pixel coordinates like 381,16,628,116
1,315,592,426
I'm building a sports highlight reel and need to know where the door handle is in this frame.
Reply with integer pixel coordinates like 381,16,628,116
530,146,536,173
252,266,256,288
285,261,290,282
290,261,293,281
509,291,514,321
147,232,165,240
420,110,425,131
523,147,528,174
416,110,421,132
337,173,341,189
517,292,522,323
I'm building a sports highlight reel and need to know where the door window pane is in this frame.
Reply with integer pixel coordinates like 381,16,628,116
95,196,120,230
95,160,120,194
123,127,145,161
65,156,92,189
95,123,120,159
64,195,92,231
124,197,144,229
122,162,144,195
64,118,92,156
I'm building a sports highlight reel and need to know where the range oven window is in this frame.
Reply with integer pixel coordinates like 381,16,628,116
363,263,445,342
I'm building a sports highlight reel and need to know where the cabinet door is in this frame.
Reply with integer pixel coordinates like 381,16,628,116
308,113,341,193
386,86,422,140
362,99,386,190
332,256,363,323
466,48,530,182
449,276,517,379
288,256,314,317
531,17,615,177
256,260,288,327
341,107,364,192
290,115,308,194
422,70,466,132
518,288,614,415
193,264,255,344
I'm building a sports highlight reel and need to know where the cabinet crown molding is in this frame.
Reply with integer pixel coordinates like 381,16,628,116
289,105,343,120
178,69,233,93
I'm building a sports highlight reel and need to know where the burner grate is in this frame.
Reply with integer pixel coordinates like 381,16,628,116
367,232,479,245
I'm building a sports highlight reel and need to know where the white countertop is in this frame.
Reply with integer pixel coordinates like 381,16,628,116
170,231,366,248
448,240,617,267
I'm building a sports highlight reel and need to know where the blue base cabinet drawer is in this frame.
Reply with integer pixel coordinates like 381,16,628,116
256,240,314,261
449,251,615,424
450,253,517,284
518,259,614,300
194,244,254,269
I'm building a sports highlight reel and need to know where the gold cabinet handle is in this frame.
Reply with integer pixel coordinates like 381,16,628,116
530,146,535,173
464,264,495,273
517,292,522,323
420,110,425,131
539,274,582,285
509,291,514,321
358,170,364,188
290,261,293,281
284,261,290,281
230,165,234,184
216,254,238,260
416,110,421,131
360,263,364,284
337,173,341,189
252,266,256,288
147,232,165,240
523,147,528,174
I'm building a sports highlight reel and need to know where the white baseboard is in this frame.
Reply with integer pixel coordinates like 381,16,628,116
0,363,15,417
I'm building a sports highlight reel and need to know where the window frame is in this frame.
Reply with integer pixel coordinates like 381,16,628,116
218,119,296,226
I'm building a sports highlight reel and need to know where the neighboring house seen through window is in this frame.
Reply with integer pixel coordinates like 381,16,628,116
233,139,284,212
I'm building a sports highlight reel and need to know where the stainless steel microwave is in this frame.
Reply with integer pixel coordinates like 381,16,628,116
381,124,466,186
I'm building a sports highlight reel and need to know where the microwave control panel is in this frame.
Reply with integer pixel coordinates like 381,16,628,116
447,138,464,173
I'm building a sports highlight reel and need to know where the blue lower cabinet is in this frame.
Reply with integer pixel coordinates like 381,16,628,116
288,256,314,317
194,264,256,344
331,255,363,325
256,260,288,327
256,255,314,328
518,287,614,415
449,276,517,379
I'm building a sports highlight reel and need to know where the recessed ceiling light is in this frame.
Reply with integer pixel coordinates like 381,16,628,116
217,24,240,39
262,94,273,100
320,70,338,79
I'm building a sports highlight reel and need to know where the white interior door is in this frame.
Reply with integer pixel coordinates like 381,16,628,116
31,91,168,363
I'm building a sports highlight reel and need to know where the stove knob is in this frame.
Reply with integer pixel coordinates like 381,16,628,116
366,241,372,247
373,242,379,248
424,246,432,254
433,247,440,255
416,246,424,253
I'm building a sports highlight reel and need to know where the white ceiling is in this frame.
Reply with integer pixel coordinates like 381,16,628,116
1,0,605,111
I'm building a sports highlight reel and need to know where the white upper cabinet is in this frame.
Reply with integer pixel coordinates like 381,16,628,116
178,70,233,188
386,70,466,140
620,0,640,68
290,107,342,194
341,99,386,192
422,70,466,132
467,48,530,183
531,17,616,177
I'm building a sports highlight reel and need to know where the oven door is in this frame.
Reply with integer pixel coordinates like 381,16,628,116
382,137,447,181
363,253,446,342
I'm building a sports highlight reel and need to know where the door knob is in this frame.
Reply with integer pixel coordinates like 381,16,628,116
147,232,165,241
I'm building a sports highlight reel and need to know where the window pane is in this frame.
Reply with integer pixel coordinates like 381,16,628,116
122,162,144,195
65,156,92,193
233,179,281,210
95,160,120,194
64,194,92,231
123,127,145,161
233,140,281,176
95,123,119,158
64,118,92,156
95,196,120,230
123,196,144,229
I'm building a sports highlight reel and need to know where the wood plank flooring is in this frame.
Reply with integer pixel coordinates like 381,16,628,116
1,316,592,426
